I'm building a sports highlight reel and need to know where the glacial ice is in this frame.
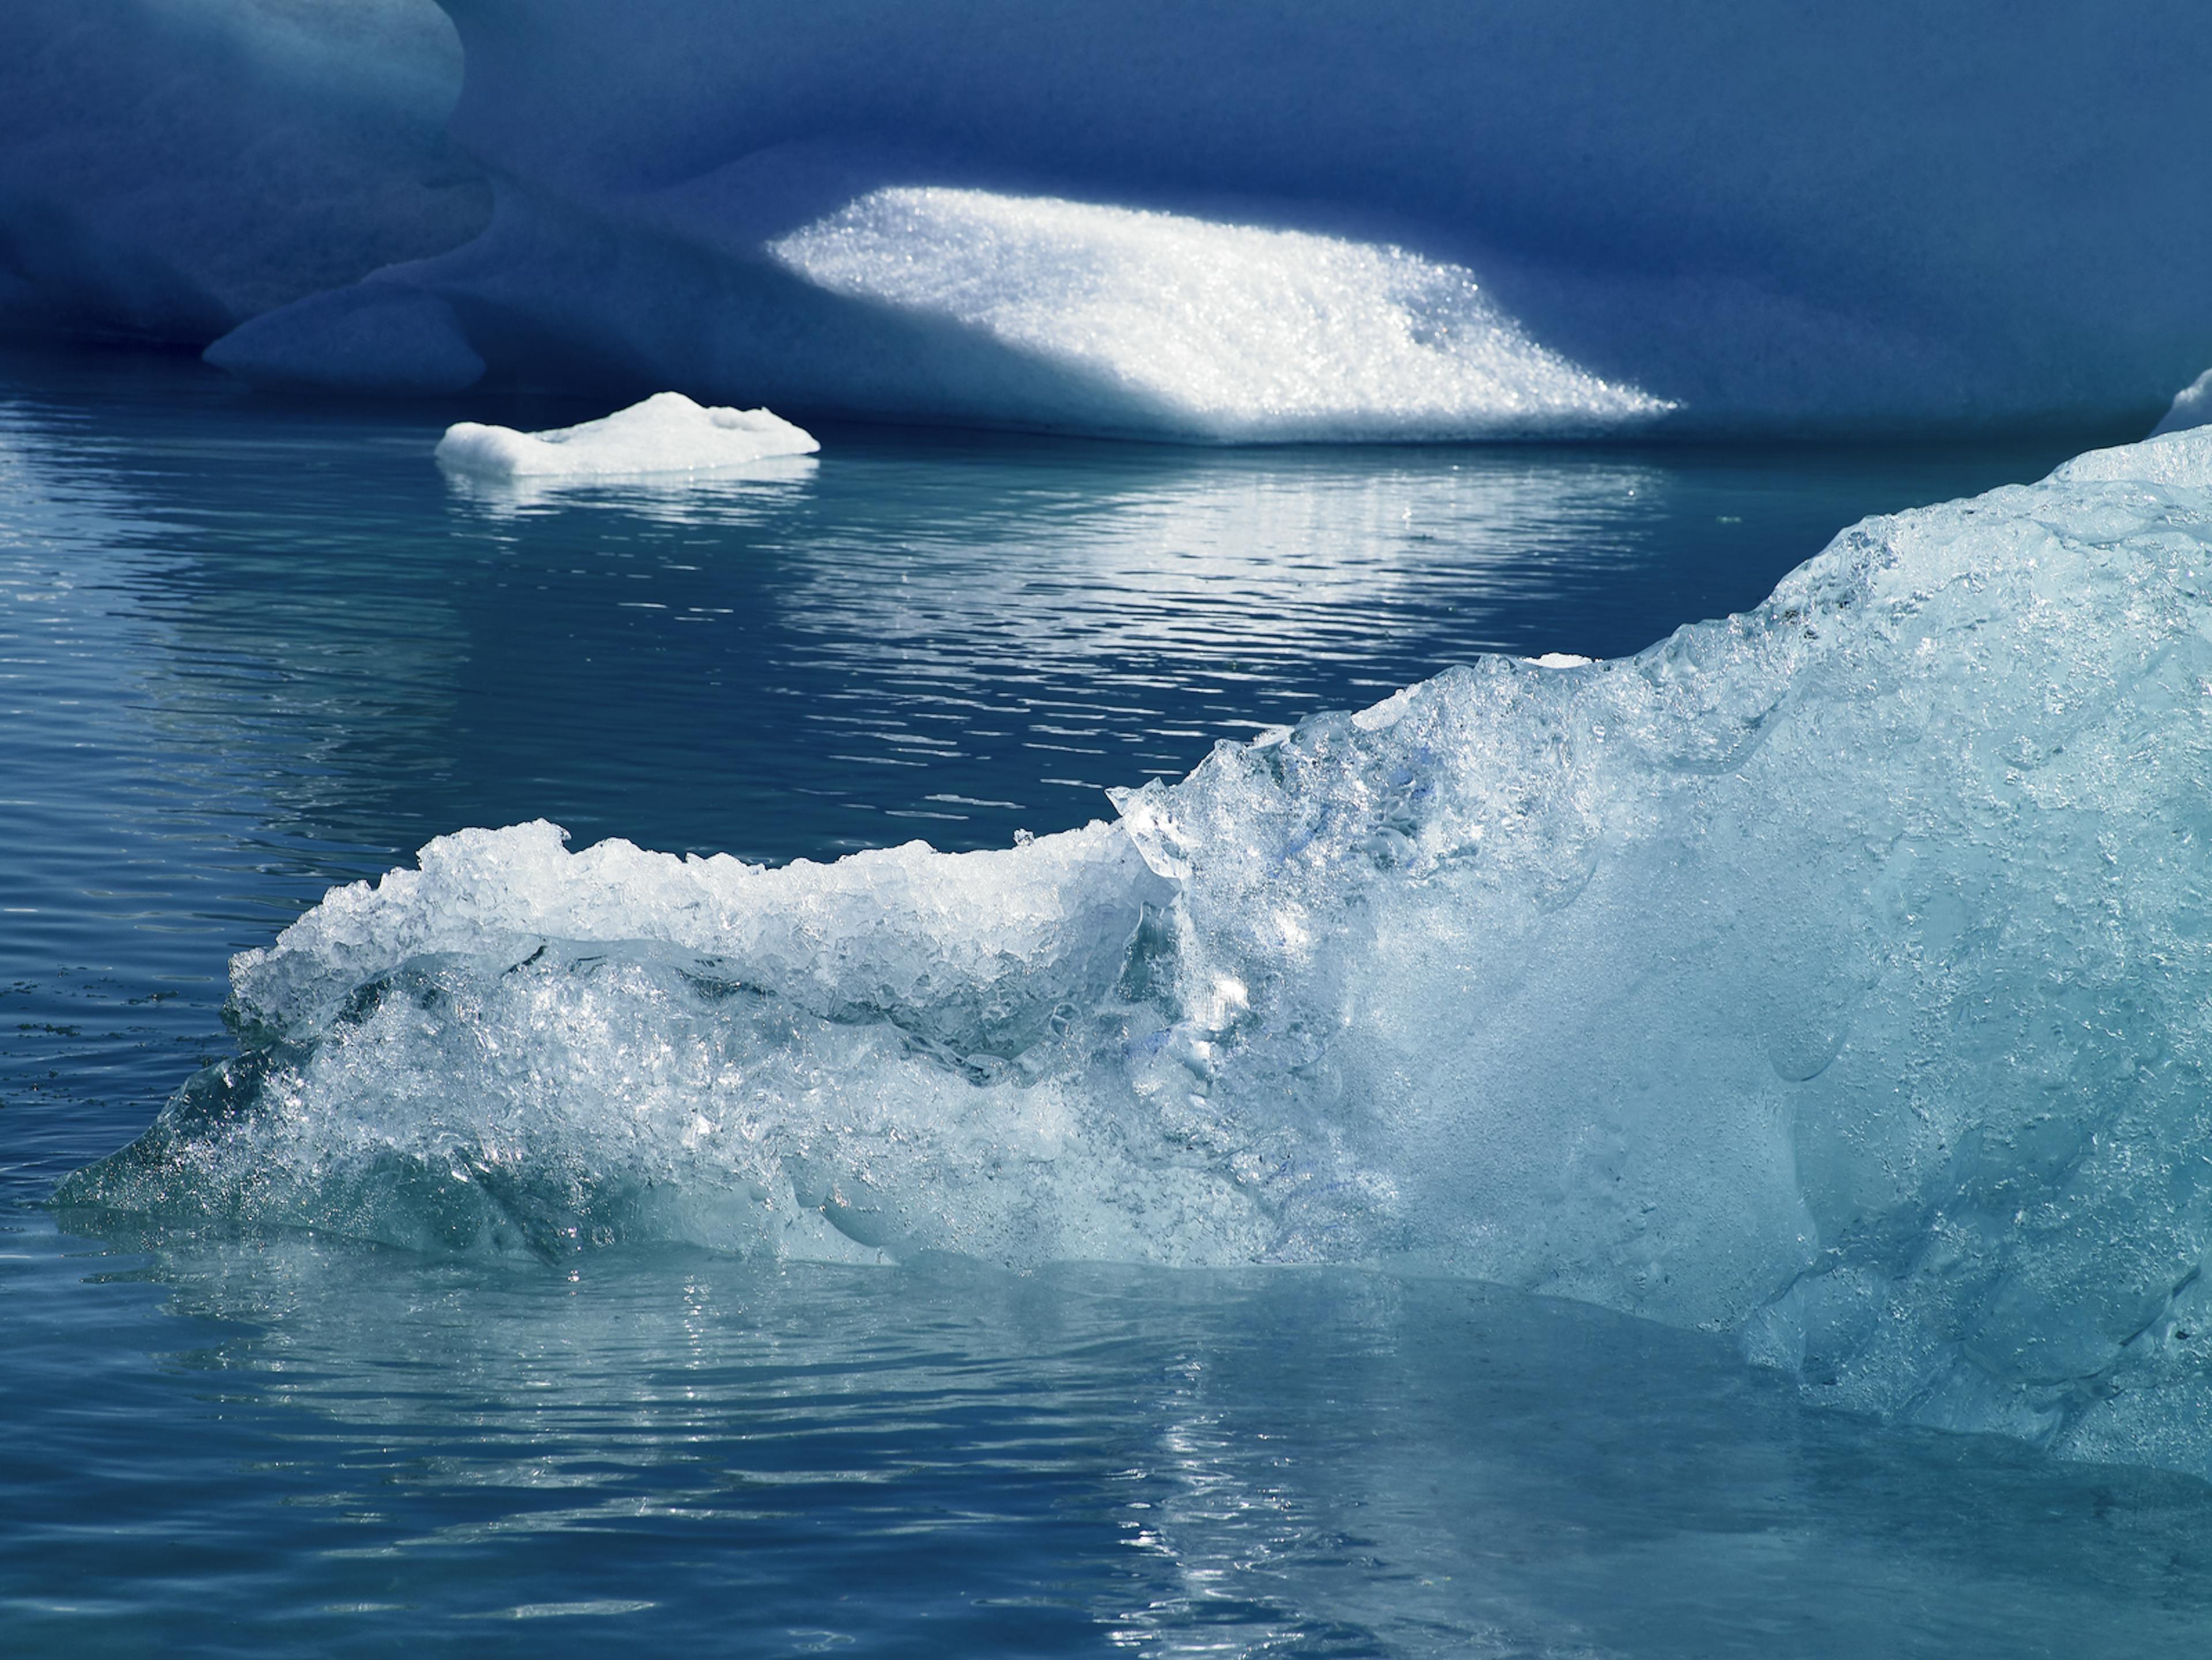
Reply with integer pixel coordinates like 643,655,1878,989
60,427,2212,1476
176,0,2212,438
0,0,487,343
206,285,485,396
433,392,818,480
762,188,1671,441
2152,369,2212,438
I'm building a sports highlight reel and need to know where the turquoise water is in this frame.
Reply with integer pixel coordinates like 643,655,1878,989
6,347,2203,1655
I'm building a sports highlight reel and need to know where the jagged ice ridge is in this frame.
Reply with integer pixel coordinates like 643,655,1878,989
60,423,2212,1478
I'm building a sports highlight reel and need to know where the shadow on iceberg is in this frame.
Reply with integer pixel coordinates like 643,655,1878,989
212,172,1671,442
0,0,489,346
187,0,2212,438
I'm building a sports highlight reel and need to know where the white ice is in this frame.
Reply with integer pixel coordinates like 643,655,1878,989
433,392,818,480
766,187,1671,441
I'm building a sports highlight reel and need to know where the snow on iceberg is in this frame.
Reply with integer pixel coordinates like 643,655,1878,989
433,392,818,480
764,187,1671,441
57,429,2212,1476
188,0,2212,438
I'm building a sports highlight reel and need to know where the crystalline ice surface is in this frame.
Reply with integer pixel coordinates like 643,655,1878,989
432,392,818,480
63,426,2212,1476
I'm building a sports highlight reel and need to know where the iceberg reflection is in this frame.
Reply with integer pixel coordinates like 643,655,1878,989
18,1225,2212,1657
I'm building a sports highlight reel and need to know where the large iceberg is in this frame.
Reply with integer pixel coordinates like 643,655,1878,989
13,2,2211,437
60,425,2212,1475
205,1,2212,435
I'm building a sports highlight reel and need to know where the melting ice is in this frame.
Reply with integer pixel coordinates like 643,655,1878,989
17,2,2211,435
60,425,2212,1479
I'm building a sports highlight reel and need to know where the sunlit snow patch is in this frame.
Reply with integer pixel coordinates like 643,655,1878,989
434,392,818,480
769,187,1673,442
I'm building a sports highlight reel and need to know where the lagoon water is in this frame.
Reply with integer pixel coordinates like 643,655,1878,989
5,347,2206,1655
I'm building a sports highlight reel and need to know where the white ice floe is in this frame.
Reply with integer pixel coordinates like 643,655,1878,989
433,392,819,480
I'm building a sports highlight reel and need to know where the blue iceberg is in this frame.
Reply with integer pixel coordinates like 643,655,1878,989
59,424,2212,1476
0,0,486,344
10,2,2212,437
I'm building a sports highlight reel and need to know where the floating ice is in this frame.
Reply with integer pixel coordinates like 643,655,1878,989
165,0,2212,437
2051,425,2212,488
433,392,818,480
59,429,2212,1478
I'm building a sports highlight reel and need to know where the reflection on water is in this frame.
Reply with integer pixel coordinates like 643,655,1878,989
2,350,2092,859
440,452,822,519
9,1216,2211,1659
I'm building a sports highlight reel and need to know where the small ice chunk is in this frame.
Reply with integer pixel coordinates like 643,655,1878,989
1528,652,1594,669
434,391,818,479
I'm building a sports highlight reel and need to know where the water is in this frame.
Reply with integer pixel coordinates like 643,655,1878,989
3,344,2198,1655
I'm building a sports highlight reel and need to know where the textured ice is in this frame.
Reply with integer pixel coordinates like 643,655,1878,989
433,392,817,481
62,427,2212,1475
763,188,1670,441
174,0,2212,437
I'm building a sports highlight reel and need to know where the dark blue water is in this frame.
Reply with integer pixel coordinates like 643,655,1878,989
6,346,2203,1656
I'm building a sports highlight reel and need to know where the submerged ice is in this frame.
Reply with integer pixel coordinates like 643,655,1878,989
60,426,2212,1476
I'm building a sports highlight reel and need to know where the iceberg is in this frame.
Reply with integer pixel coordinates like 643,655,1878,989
59,426,2212,1476
11,1,2208,437
177,0,2212,438
0,0,487,344
433,391,818,480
